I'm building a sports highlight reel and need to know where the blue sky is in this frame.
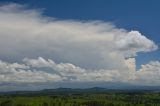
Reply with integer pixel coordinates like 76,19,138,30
0,0,160,90
1,0,159,68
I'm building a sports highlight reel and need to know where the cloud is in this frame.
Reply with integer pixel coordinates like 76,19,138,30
135,61,160,85
0,3,159,90
0,57,137,84
0,59,62,84
0,3,157,70
0,57,160,89
116,31,158,58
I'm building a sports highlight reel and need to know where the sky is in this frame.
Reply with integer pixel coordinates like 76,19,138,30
0,0,160,91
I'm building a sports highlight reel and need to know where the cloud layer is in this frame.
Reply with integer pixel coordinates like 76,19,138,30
0,3,159,90
0,57,160,86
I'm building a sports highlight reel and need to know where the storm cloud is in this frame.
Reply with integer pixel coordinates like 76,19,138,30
0,3,159,90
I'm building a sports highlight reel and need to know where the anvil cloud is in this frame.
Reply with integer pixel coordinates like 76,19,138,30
0,3,159,90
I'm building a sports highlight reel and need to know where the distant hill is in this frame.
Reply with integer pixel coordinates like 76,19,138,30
0,86,160,96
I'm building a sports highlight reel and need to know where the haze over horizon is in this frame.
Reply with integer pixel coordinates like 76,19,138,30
0,0,160,91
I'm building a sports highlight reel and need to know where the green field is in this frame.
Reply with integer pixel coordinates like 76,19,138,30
0,90,160,106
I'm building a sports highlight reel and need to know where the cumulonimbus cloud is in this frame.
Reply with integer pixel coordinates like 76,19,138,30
0,3,159,90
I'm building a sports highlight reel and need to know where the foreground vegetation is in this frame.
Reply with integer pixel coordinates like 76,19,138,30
0,90,160,106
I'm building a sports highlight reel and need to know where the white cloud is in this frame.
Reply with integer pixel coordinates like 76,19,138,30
135,61,160,85
0,57,132,84
0,57,160,87
0,3,159,89
116,31,158,58
0,3,157,70
0,59,62,83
